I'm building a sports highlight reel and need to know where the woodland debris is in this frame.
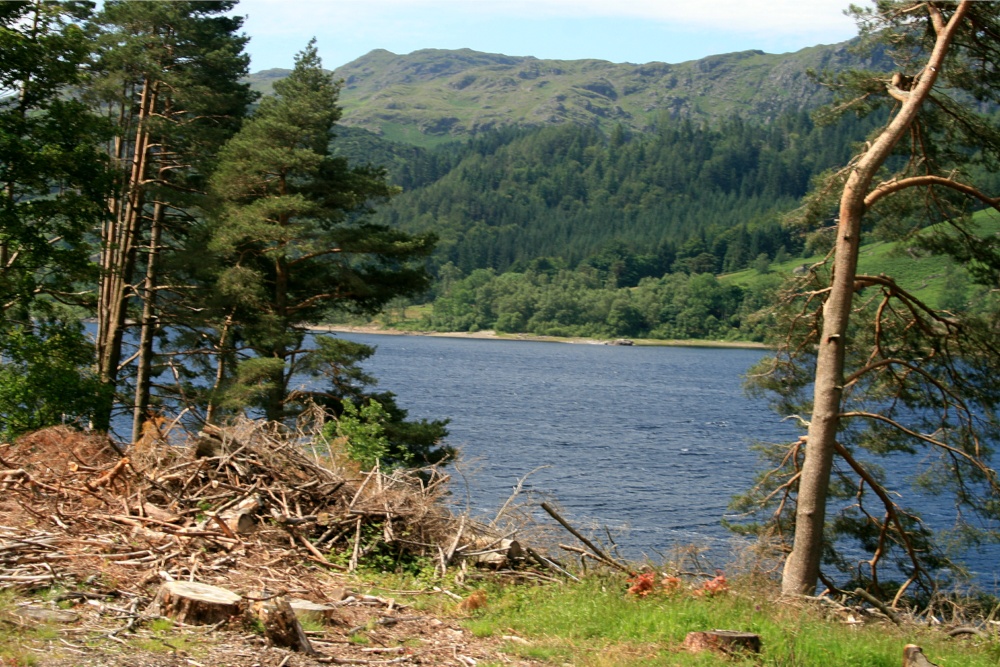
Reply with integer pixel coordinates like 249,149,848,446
852,588,903,626
8,606,80,624
251,593,317,654
289,598,340,623
0,420,535,600
540,501,627,572
0,422,561,665
945,625,983,638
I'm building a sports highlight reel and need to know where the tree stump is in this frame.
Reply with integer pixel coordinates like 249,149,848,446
903,645,940,667
146,581,242,626
683,630,762,655
288,598,339,624
251,595,316,654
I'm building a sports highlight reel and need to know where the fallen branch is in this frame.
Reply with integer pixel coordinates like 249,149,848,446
540,502,627,572
851,588,902,626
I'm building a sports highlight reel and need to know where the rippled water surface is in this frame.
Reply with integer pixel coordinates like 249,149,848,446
333,333,1000,585
335,333,794,560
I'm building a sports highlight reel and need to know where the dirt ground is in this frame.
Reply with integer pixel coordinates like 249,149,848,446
12,593,536,666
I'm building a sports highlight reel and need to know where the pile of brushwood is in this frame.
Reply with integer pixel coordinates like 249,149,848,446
0,419,583,664
0,419,543,595
0,422,992,666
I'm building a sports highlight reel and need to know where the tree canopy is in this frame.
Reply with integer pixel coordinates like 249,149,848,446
203,40,436,423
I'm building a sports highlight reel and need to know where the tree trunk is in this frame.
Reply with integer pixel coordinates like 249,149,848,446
132,201,164,442
94,77,158,432
146,581,242,626
264,250,291,422
781,1,970,596
250,594,316,654
205,312,234,425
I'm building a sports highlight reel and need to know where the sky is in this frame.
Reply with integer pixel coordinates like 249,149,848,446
234,0,862,73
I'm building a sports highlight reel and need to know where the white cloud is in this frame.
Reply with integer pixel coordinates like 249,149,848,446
238,0,857,38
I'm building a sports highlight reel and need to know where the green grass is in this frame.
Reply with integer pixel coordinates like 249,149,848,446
723,208,1000,310
459,574,1000,666
374,121,458,148
0,590,63,665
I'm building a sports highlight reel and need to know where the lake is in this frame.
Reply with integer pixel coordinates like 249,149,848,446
327,332,999,587
329,333,794,561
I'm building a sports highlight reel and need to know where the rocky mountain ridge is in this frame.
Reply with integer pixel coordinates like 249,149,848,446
247,41,886,146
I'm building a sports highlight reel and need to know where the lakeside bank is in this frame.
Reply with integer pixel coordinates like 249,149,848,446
314,324,771,350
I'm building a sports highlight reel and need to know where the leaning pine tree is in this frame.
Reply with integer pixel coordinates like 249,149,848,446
738,0,1000,603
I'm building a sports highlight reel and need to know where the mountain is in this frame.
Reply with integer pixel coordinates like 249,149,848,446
246,42,886,147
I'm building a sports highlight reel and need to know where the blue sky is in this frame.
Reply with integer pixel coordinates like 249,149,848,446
235,0,860,72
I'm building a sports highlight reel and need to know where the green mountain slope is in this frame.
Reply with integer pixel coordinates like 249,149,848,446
247,43,886,146
369,111,885,274
723,209,1000,309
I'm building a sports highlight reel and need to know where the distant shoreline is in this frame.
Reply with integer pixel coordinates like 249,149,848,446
311,324,771,350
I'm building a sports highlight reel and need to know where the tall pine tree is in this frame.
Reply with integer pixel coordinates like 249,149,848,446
0,1,111,436
206,40,435,422
86,0,253,435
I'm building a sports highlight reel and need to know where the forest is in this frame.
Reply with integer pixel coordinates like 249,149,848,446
0,1,448,463
332,110,998,340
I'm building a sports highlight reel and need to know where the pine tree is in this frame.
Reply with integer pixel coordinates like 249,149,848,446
86,0,254,435
743,1,1000,600
207,40,435,422
0,1,111,435
0,1,108,317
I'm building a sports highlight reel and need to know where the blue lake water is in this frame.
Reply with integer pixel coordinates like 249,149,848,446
330,334,789,558
92,319,997,585
326,332,999,587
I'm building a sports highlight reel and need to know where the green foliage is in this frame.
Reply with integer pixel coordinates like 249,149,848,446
333,398,393,469
307,337,452,468
422,264,776,342
369,113,884,278
327,522,437,580
0,1,110,318
0,318,106,441
202,40,437,424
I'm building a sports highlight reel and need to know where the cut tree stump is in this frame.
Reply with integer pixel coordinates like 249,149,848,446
251,595,316,654
903,644,940,667
683,630,762,655
288,598,339,623
146,581,242,626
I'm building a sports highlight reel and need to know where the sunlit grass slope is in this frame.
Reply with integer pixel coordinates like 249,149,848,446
723,209,1000,309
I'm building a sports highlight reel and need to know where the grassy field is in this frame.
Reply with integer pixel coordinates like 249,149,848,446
723,209,1000,309
356,569,1000,667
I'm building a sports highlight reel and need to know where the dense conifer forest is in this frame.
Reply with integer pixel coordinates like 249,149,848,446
322,110,900,339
